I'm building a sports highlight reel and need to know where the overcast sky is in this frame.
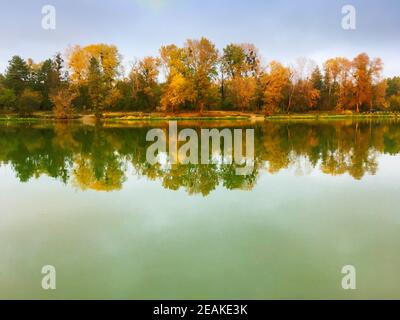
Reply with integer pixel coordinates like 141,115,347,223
0,0,399,76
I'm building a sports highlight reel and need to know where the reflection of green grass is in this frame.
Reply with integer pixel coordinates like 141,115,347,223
0,116,40,122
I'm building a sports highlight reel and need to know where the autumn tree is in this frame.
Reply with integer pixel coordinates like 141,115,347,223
68,44,120,83
262,61,290,114
129,56,161,111
287,58,320,112
68,44,121,114
184,38,219,113
221,43,261,111
50,87,77,119
160,44,195,112
30,55,67,110
310,67,324,110
87,57,107,117
229,76,257,112
335,58,352,111
372,80,388,110
323,58,341,110
386,77,400,111
352,53,383,112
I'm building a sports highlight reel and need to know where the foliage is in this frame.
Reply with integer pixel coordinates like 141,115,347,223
4,56,30,95
0,41,398,116
17,88,42,116
50,87,77,119
0,87,17,110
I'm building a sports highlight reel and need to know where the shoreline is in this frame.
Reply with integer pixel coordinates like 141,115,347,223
1,111,400,123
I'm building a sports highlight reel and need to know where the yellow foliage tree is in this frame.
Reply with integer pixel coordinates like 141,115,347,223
262,61,290,114
67,44,121,83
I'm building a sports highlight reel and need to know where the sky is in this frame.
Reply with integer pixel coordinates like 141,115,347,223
0,0,399,76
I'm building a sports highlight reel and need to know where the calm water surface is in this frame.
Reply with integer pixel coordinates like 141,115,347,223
1,120,400,299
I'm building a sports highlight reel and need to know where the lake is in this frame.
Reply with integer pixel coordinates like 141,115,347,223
1,119,400,299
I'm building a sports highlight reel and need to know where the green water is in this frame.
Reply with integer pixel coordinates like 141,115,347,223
1,120,400,299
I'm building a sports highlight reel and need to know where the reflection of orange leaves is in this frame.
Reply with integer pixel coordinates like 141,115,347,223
72,156,125,192
52,123,79,150
307,134,319,148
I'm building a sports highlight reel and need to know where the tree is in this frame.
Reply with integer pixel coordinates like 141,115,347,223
287,58,320,112
323,58,341,109
183,38,219,113
352,53,383,112
229,76,257,112
292,79,320,111
32,58,64,110
68,44,120,83
160,44,193,112
87,57,106,117
311,67,323,110
68,44,121,114
129,56,161,111
387,77,400,111
372,80,388,110
389,95,400,111
262,61,290,114
160,73,195,113
221,44,247,79
387,77,400,97
221,43,261,110
221,43,261,78
68,44,121,115
4,56,30,95
336,58,352,111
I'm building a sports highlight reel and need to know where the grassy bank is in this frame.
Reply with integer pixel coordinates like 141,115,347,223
265,112,400,121
1,111,400,122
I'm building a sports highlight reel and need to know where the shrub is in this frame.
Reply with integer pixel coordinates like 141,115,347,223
0,88,17,111
17,89,42,116
50,88,77,119
389,95,400,111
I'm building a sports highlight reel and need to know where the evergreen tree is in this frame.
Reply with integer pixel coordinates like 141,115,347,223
4,56,30,95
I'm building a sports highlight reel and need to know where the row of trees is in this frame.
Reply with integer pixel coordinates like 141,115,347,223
1,38,399,117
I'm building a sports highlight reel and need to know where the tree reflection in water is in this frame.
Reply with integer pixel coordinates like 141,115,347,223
0,120,399,195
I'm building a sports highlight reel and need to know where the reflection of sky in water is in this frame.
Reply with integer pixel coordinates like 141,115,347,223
1,152,400,299
1,122,400,299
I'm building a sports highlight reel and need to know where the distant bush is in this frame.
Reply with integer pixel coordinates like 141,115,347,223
0,88,17,111
50,88,77,119
17,88,42,116
389,96,400,111
342,110,353,116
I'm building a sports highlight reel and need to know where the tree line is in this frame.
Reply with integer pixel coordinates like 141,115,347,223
1,38,400,118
